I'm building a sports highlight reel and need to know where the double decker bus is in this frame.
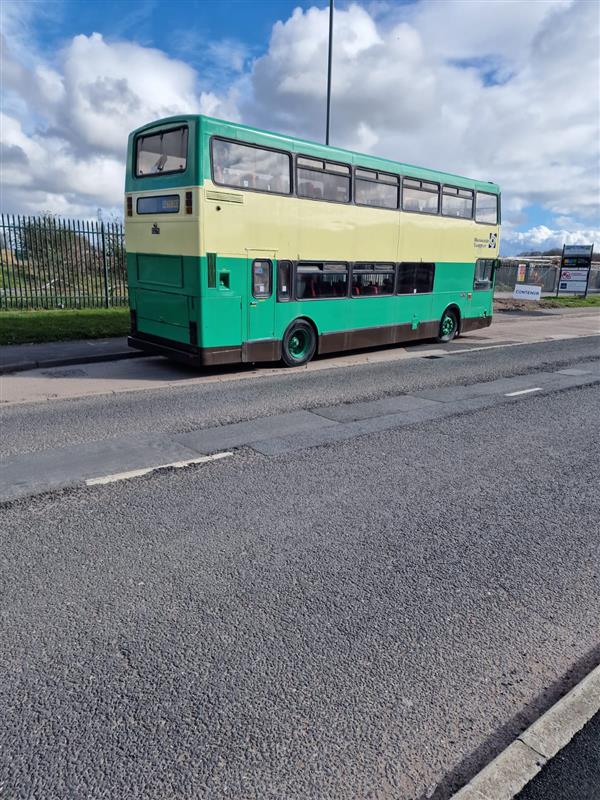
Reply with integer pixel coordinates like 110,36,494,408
125,115,500,367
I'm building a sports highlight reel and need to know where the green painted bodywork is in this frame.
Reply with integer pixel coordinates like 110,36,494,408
128,251,494,350
126,115,498,358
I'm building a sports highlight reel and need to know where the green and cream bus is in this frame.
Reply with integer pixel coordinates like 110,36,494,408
125,115,500,367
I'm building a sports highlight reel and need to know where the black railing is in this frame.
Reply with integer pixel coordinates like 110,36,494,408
0,214,127,309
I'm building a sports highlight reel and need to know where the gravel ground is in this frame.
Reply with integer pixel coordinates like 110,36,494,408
1,383,599,799
1,336,599,459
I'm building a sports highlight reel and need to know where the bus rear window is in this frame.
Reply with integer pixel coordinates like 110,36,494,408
136,127,188,177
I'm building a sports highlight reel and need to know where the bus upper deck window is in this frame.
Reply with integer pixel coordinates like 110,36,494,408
136,127,188,177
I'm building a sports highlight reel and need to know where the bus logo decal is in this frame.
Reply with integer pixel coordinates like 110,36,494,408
151,224,160,234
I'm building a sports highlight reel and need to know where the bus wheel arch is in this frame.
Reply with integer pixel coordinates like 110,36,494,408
281,317,318,367
438,305,461,342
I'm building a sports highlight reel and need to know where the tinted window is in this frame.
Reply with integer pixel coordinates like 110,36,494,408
474,258,494,289
415,263,435,293
352,265,395,296
442,186,473,219
212,139,291,194
252,259,272,298
277,260,292,301
296,263,348,298
136,195,180,214
136,127,188,177
297,159,350,203
402,178,439,213
475,192,498,224
355,169,399,209
397,263,435,294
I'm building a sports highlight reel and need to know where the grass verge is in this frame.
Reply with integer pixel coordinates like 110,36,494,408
539,295,600,308
0,307,130,346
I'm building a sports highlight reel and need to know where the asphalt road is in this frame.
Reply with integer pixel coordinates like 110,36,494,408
1,338,599,799
2,335,599,458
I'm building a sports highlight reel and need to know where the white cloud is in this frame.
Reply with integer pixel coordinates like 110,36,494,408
503,224,600,251
245,0,599,231
0,31,234,217
1,0,598,253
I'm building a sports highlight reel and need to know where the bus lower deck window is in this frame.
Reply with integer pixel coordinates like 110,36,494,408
297,264,348,299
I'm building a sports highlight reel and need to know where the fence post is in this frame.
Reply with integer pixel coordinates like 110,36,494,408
101,221,110,308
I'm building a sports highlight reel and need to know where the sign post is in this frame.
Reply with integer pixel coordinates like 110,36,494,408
557,244,594,296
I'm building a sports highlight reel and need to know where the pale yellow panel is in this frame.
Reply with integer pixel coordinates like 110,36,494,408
399,214,500,261
126,182,499,262
124,187,201,257
201,180,499,262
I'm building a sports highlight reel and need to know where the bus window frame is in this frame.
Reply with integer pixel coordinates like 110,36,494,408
351,262,397,297
441,184,474,220
396,262,436,295
354,168,400,210
210,136,293,198
401,177,441,217
251,258,273,299
474,191,499,225
295,260,351,300
277,260,292,302
134,125,189,179
295,154,352,205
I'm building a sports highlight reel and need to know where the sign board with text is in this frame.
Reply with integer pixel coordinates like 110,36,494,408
563,245,594,257
513,284,542,301
558,243,593,295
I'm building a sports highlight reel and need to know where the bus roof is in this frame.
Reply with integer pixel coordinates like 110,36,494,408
130,114,500,194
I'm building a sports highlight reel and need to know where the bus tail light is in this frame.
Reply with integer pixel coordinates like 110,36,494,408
126,196,133,217
185,191,193,214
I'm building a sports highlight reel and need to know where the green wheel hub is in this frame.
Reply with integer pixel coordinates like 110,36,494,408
441,314,456,337
288,330,309,359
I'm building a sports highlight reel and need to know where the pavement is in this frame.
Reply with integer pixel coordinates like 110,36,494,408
0,335,138,375
1,332,600,799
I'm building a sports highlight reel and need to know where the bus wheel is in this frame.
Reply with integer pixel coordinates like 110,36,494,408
282,320,317,367
438,309,458,343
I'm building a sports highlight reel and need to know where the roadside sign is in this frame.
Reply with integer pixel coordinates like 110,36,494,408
558,243,593,295
513,284,542,301
517,263,527,282
563,245,594,257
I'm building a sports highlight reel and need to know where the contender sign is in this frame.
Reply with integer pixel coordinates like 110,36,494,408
513,284,542,301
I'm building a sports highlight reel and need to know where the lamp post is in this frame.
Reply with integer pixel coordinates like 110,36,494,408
325,0,333,145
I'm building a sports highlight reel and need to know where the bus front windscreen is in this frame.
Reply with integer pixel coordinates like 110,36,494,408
136,126,188,177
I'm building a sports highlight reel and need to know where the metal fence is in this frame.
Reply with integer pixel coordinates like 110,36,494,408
495,261,600,295
0,214,127,309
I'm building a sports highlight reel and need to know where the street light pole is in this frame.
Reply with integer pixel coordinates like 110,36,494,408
325,0,333,145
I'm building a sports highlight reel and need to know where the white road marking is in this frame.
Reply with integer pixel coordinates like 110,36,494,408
85,451,232,486
505,387,543,397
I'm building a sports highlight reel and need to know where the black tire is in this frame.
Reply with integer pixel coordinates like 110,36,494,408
437,309,459,343
281,320,317,367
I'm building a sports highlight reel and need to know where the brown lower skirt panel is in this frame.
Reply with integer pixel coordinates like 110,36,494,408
131,315,491,367
461,315,492,333
318,320,440,355
242,339,282,363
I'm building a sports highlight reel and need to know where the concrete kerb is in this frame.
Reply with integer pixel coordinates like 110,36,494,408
451,663,600,800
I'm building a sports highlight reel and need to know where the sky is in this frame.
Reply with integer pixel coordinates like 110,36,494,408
1,0,599,255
